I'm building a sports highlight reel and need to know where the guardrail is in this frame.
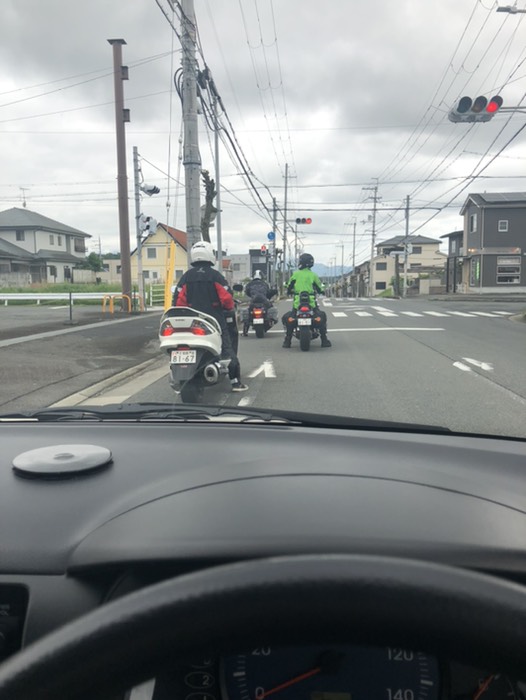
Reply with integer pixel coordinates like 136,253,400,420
0,292,142,305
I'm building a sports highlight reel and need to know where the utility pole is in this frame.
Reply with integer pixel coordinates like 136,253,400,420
213,93,223,268
272,197,277,287
283,163,289,286
133,146,145,309
363,180,379,297
181,0,202,266
352,220,357,298
339,242,345,298
108,39,132,310
403,194,410,298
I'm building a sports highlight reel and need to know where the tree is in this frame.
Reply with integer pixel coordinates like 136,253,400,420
75,252,104,272
200,169,218,243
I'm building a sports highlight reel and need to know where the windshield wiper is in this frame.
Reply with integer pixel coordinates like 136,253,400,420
0,402,451,433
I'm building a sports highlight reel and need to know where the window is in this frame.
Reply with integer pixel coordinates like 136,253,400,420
152,271,158,279
233,263,241,271
147,248,157,259
411,246,422,254
143,271,150,279
376,262,387,271
175,269,184,278
49,235,54,245
410,263,422,269
451,240,457,254
375,281,386,290
74,238,86,253
498,220,509,233
57,236,63,246
16,230,25,241
469,213,477,233
116,265,122,274
497,256,521,285
102,264,109,272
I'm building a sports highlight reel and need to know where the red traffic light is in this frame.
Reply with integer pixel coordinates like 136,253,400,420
486,95,503,114
260,245,267,253
295,217,312,224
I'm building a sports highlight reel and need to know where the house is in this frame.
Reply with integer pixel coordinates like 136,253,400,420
371,235,446,295
440,230,464,293
0,238,34,287
130,223,188,286
0,207,91,284
453,193,526,293
229,253,251,283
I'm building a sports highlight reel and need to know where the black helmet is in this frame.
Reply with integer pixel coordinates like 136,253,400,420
298,253,314,269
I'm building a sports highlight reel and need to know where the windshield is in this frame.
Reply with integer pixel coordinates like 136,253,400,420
1,0,526,439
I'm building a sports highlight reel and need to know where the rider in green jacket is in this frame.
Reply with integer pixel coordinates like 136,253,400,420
282,253,332,348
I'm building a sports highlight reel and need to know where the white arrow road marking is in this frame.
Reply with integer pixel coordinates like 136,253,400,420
453,362,472,372
463,357,494,371
248,360,276,378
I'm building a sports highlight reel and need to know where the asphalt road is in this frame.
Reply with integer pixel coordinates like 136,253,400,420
62,296,526,440
2,298,526,439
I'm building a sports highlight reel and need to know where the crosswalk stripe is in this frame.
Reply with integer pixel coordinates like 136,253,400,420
401,311,423,317
493,310,512,315
332,311,347,317
355,311,373,317
378,311,397,317
423,311,449,317
471,311,498,317
447,311,476,317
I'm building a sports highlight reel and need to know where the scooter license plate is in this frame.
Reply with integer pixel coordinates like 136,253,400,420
297,318,311,326
171,350,197,364
253,318,264,324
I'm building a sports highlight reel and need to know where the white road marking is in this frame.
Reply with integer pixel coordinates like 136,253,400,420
50,305,69,309
463,357,494,371
248,360,276,378
323,300,333,306
453,362,472,372
332,311,347,317
371,306,391,311
355,311,373,317
423,311,449,317
493,310,513,315
237,396,254,407
447,311,476,317
400,311,423,317
471,311,498,317
268,327,444,333
377,311,397,317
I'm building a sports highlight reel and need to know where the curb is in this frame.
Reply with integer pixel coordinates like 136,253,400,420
50,357,164,407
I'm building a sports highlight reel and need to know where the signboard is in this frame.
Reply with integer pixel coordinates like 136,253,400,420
267,231,275,241
468,247,521,255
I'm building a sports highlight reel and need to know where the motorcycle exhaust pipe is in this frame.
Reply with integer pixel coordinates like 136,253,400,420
204,362,220,384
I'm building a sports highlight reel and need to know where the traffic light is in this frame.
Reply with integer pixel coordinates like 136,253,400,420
295,217,312,224
448,95,503,123
260,245,267,254
139,215,158,233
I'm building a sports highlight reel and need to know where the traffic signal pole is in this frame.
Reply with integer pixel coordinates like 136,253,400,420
181,0,202,266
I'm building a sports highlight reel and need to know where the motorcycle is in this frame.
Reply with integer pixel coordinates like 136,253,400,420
293,291,322,352
159,307,231,403
240,289,279,338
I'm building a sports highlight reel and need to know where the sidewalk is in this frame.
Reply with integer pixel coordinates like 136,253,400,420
417,294,526,303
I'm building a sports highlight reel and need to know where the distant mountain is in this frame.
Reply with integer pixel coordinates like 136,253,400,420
312,263,353,278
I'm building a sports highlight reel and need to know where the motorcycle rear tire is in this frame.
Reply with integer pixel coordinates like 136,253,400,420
255,325,265,339
299,326,311,352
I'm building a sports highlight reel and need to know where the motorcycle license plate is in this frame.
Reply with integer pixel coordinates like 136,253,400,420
171,350,197,364
253,318,264,324
297,318,311,326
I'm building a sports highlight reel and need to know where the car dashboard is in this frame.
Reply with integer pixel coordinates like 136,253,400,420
1,420,526,699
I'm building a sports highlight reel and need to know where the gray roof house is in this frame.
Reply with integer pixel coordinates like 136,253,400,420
0,208,91,285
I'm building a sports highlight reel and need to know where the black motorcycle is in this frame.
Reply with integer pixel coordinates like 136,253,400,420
293,291,322,352
240,289,279,338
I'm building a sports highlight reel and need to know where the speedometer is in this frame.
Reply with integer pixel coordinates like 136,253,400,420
222,646,439,700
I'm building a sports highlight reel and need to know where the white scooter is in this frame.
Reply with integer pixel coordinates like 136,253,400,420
159,307,231,403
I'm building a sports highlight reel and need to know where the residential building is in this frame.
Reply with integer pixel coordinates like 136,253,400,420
0,207,91,284
440,230,464,293
371,235,446,295
130,223,188,286
455,192,526,293
229,253,251,283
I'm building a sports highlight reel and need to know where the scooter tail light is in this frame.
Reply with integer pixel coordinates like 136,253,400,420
299,306,310,312
190,320,211,336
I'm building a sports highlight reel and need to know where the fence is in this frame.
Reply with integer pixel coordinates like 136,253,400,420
148,284,166,306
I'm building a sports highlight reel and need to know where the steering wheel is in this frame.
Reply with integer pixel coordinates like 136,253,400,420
1,554,526,700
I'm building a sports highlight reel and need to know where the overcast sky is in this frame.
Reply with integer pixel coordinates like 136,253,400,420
1,0,526,267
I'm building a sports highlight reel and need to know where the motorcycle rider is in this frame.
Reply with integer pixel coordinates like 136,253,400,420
282,252,332,348
242,270,277,335
173,241,248,392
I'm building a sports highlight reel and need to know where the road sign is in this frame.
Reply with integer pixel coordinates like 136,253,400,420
267,231,275,241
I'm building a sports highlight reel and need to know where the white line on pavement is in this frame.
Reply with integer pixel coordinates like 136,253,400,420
0,312,163,348
447,311,476,317
268,327,445,333
493,311,513,315
238,396,255,407
332,311,347,317
377,311,397,317
248,360,276,378
423,311,449,317
401,311,423,317
471,311,498,317
453,362,472,372
355,311,373,317
463,357,494,371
